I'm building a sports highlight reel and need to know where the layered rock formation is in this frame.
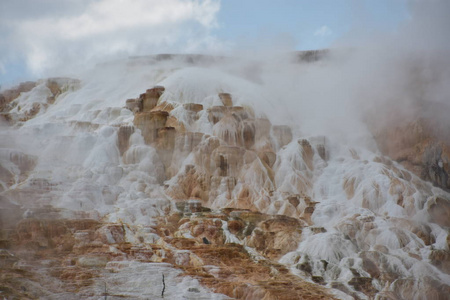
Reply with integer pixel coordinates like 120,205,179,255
0,56,449,299
0,204,336,299
119,86,450,299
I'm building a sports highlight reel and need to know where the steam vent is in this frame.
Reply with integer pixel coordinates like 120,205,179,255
1,54,449,299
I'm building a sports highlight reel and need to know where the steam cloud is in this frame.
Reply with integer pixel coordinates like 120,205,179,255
1,0,449,144
1,3,449,298
0,0,222,78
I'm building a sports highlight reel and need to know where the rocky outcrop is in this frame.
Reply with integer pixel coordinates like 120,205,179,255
427,196,450,227
134,111,169,144
128,88,313,216
117,125,135,155
0,78,80,125
142,86,165,112
125,98,142,113
45,78,80,103
245,215,305,260
369,100,450,190
125,86,165,114
157,206,335,300
218,92,233,107
0,81,36,112
3,72,448,300
0,202,336,300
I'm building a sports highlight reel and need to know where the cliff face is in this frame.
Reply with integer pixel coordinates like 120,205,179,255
0,56,449,299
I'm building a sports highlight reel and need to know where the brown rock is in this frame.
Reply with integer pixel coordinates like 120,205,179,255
429,249,450,274
368,100,450,190
390,218,435,245
0,81,36,112
117,125,135,155
166,165,209,201
299,139,314,170
125,98,142,113
227,219,245,234
348,277,376,295
133,110,169,144
230,106,250,121
312,136,328,161
273,125,293,148
212,146,245,177
258,151,276,168
240,119,256,149
150,101,174,113
46,80,61,103
246,215,303,260
156,127,176,176
391,277,450,300
15,218,71,249
230,210,268,224
219,93,233,107
301,199,318,225
183,103,203,112
343,177,356,199
207,106,228,124
165,115,186,132
310,227,326,234
287,195,300,208
213,113,240,146
359,251,381,278
427,196,450,227
45,78,80,103
140,86,165,112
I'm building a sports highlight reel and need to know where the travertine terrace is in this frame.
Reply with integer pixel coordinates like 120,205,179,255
0,54,449,299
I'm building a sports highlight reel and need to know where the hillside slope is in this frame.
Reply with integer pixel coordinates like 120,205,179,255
1,54,449,299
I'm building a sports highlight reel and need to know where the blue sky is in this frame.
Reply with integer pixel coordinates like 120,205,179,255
0,0,411,87
217,0,408,50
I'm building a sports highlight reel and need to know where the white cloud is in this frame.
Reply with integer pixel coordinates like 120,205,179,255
314,25,332,37
19,0,219,40
0,0,222,76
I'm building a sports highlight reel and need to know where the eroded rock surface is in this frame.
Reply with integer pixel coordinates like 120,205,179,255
0,78,80,125
0,204,337,300
369,100,450,190
1,70,449,300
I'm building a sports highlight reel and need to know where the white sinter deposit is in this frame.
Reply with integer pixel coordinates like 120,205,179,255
1,54,449,299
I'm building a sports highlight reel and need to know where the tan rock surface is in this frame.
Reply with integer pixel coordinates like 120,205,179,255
368,100,450,190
